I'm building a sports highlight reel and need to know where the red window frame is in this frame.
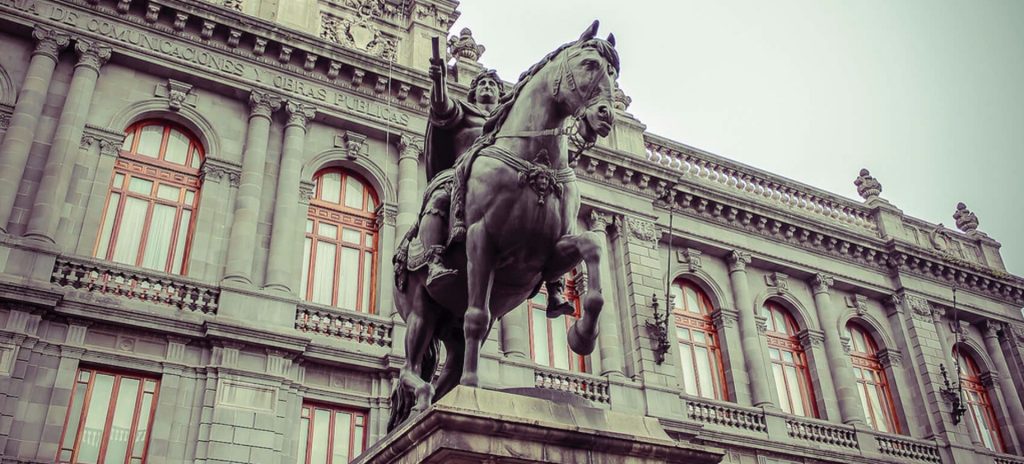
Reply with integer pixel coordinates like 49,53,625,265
301,169,379,313
93,120,203,275
57,367,160,464
956,348,1006,453
527,276,587,373
297,403,368,464
763,302,818,418
846,323,900,433
671,279,728,401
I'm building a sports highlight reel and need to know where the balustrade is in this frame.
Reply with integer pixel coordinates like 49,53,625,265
875,435,941,463
534,368,610,404
784,417,858,449
51,256,219,314
295,303,393,348
686,397,767,433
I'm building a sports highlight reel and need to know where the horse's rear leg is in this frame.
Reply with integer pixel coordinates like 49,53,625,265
433,328,465,401
547,231,604,355
400,309,437,415
461,223,494,387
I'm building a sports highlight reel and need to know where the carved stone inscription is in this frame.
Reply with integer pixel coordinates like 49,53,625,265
1,0,412,127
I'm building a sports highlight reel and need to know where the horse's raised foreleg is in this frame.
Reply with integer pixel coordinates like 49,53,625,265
546,231,604,355
460,222,494,387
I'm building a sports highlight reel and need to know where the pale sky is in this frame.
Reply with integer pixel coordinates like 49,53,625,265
450,0,1024,275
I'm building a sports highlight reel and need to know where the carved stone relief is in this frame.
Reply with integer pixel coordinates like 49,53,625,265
320,11,398,61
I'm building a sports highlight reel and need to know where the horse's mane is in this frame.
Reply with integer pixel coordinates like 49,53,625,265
478,38,620,146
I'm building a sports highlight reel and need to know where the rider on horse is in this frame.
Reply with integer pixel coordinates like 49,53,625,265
416,54,574,318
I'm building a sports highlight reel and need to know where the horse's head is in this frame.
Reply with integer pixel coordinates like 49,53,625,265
555,20,620,144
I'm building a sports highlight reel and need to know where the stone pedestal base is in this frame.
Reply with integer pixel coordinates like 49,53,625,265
354,386,724,464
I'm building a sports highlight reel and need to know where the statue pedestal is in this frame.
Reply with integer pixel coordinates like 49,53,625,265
353,386,724,464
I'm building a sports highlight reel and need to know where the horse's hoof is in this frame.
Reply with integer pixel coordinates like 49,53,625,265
460,375,480,387
546,301,574,319
567,323,597,355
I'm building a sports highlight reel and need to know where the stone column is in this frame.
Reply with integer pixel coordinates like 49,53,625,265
24,40,110,243
395,134,422,244
590,210,625,379
727,250,772,407
984,321,1024,450
223,91,281,284
501,301,531,360
0,27,69,233
264,101,315,293
809,273,864,425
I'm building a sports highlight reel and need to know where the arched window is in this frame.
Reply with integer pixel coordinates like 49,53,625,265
94,120,203,274
847,323,900,433
528,276,586,372
957,348,1005,452
671,279,727,400
763,302,817,417
301,168,379,313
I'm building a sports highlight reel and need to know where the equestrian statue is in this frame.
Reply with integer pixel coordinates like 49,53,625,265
389,20,620,431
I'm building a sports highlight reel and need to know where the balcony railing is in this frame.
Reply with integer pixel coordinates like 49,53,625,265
876,434,941,463
785,416,858,449
686,397,767,433
534,367,610,404
994,454,1024,464
51,256,219,314
295,303,393,348
643,134,877,234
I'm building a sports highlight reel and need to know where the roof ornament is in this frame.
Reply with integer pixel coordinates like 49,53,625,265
953,202,980,235
854,168,882,202
448,28,485,63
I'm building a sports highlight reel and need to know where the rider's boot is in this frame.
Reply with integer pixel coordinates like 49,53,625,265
426,245,457,287
545,278,575,318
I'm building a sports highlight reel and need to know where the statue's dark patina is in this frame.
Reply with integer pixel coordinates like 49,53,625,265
389,20,620,431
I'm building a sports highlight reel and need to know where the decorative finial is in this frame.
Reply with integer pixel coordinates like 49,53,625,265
953,202,980,235
854,168,882,202
448,28,485,62
613,84,632,111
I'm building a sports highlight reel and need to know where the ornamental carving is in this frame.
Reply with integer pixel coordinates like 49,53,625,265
339,131,367,160
74,40,112,71
727,250,751,272
31,27,70,60
677,248,702,272
397,133,423,161
953,202,980,235
764,272,789,295
810,273,833,294
448,28,485,63
798,329,825,349
613,84,632,111
905,295,933,321
0,113,10,130
711,309,738,330
249,91,282,118
285,101,317,128
620,216,659,249
164,79,193,111
845,294,868,317
877,348,902,368
588,210,612,233
854,168,882,201
223,0,243,12
320,12,398,62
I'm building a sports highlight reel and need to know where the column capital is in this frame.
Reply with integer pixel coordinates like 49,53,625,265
73,40,112,72
810,272,834,294
285,101,317,128
397,132,424,161
981,320,1003,340
798,328,825,350
200,158,242,187
877,348,903,368
299,180,315,203
726,249,751,272
31,27,70,60
588,210,612,233
930,304,946,323
249,90,283,118
711,308,739,330
980,371,1000,389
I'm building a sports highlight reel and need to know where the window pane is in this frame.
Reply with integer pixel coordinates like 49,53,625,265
341,228,360,244
866,386,888,433
333,412,352,463
695,346,714,399
122,131,134,152
190,147,201,169
319,223,339,239
170,209,192,273
320,172,341,204
679,343,697,396
141,204,176,271
784,366,805,416
130,391,155,460
772,364,791,414
551,317,569,370
79,373,116,464
113,173,125,189
312,241,337,305
670,285,684,311
112,197,150,265
773,311,787,334
339,247,360,310
310,409,330,464
301,238,312,299
684,286,700,313
136,125,163,158
128,177,154,195
361,251,373,312
296,417,309,464
366,195,376,212
157,184,180,202
344,177,365,209
61,380,88,451
96,192,121,259
164,129,189,165
857,384,872,428
184,190,196,205
692,331,706,344
532,309,550,366
364,234,374,248
353,421,365,457
104,377,140,463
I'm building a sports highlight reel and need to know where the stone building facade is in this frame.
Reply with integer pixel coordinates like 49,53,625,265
0,0,1022,463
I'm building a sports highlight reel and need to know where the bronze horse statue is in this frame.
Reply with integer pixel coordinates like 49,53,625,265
389,21,620,431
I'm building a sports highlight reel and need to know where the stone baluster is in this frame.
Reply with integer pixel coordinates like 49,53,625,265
0,27,70,233
590,210,625,379
727,250,773,407
264,101,316,293
395,134,423,243
983,321,1024,451
809,273,865,425
24,40,111,243
224,90,282,284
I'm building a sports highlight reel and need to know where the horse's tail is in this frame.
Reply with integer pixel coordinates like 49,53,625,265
386,329,441,433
